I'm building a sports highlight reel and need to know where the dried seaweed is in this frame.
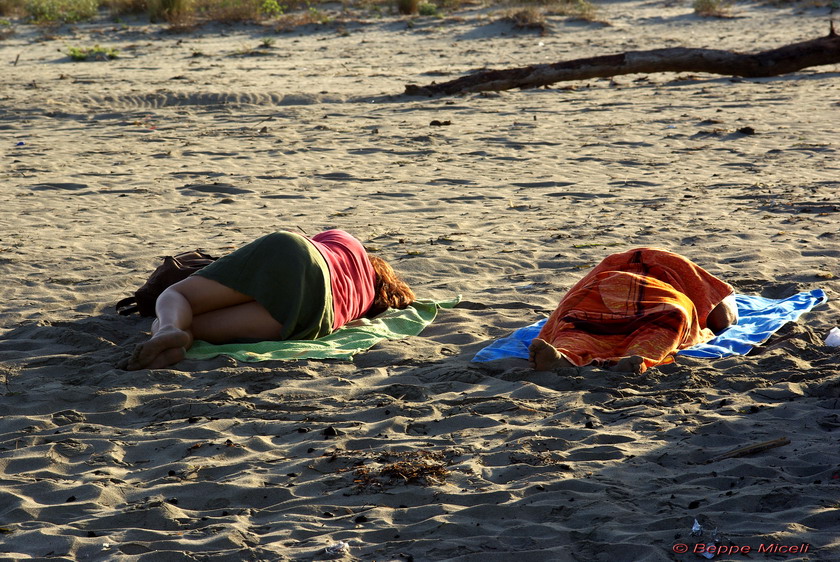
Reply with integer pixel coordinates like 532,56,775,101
352,450,451,490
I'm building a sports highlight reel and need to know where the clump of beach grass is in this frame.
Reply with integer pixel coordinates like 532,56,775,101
545,0,596,20
147,0,191,23
192,0,293,23
509,0,597,20
417,1,440,15
497,0,597,33
102,0,149,17
693,0,732,16
25,0,97,22
0,0,26,18
0,17,14,38
504,6,550,31
3,0,603,27
67,44,118,59
197,0,262,22
260,0,283,16
272,2,334,29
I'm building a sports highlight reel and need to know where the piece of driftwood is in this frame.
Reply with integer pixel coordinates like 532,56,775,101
706,436,791,464
405,24,840,97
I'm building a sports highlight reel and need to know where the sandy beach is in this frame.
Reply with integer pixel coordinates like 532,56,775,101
1,0,839,559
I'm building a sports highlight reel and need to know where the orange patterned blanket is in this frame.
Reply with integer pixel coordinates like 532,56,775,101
537,248,734,372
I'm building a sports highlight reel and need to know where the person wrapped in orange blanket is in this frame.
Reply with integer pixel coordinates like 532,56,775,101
529,248,738,374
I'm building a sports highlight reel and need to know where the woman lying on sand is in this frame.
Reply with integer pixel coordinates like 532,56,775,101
121,229,414,370
529,248,738,374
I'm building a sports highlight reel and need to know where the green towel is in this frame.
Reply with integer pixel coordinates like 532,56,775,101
185,297,460,362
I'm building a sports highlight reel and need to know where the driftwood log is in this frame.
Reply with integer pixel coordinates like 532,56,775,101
405,24,840,97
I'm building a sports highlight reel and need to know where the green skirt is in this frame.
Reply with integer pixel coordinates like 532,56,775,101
194,231,334,340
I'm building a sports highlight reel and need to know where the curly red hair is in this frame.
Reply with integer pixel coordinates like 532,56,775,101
367,255,415,316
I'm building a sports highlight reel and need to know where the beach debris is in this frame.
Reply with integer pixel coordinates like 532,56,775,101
824,327,840,346
405,27,840,97
691,519,703,536
737,126,756,135
381,459,449,483
706,437,790,463
323,425,344,438
353,450,450,490
430,120,451,126
324,541,349,557
688,518,723,559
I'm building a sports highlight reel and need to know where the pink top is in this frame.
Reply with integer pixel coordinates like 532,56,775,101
309,230,376,331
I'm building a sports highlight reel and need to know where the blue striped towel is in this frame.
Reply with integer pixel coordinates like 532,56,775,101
472,289,827,363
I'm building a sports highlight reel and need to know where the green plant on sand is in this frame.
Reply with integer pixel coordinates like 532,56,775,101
693,0,732,16
544,0,597,20
4,0,607,28
505,6,550,31
25,0,98,22
67,44,119,60
0,17,14,39
0,0,26,18
496,0,597,32
102,0,150,17
260,0,284,16
418,1,439,15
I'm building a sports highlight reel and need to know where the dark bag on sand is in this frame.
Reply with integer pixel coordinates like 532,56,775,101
116,250,218,317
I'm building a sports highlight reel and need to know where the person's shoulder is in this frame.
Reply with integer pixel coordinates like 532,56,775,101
312,230,368,256
313,229,350,240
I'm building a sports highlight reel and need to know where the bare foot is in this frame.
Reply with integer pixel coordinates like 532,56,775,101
529,338,575,371
607,355,645,374
122,328,191,370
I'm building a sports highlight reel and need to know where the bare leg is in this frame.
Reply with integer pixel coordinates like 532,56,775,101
529,338,575,371
122,276,281,370
191,301,285,344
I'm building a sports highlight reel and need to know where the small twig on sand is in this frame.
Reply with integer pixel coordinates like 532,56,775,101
706,437,790,463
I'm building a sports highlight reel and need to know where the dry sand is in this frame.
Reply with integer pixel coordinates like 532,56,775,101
1,0,839,559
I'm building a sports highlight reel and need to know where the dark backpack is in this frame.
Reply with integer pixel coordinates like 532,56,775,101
116,250,218,317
